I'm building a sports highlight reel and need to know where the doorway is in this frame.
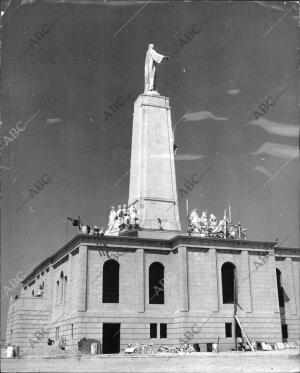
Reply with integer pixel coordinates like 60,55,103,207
102,323,120,354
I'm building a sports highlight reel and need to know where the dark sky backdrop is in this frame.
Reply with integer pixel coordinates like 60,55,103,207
1,0,299,338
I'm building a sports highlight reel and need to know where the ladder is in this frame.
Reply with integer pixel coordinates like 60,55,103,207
235,315,254,351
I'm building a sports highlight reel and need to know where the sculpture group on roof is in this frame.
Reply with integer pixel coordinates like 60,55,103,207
68,204,245,239
67,204,140,237
105,204,140,234
187,209,247,240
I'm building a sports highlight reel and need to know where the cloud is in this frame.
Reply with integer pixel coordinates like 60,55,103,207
251,118,298,137
0,164,13,170
251,143,299,159
254,165,273,179
149,154,206,161
254,1,284,12
175,154,206,161
183,111,228,122
227,89,240,95
46,118,63,126
254,1,298,18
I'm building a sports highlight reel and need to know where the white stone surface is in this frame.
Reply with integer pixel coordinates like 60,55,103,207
128,94,181,231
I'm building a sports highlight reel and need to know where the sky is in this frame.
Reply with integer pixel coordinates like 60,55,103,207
1,0,299,339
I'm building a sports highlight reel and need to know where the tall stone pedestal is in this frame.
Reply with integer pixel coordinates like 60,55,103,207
128,93,181,231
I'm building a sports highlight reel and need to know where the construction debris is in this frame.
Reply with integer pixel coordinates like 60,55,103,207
124,343,194,354
260,342,272,351
124,341,299,354
255,341,298,351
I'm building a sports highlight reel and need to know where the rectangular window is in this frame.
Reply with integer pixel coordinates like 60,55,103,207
193,343,200,352
64,276,67,302
282,324,288,339
150,323,157,338
225,323,232,338
55,327,60,340
56,281,59,305
71,324,74,339
160,323,167,338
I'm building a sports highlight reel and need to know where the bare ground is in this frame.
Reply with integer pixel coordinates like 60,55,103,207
1,349,299,373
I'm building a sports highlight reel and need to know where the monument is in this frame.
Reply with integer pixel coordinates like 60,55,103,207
5,45,299,355
128,44,181,231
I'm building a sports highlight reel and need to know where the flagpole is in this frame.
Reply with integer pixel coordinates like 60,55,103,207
186,199,189,232
66,218,69,243
234,270,237,350
224,209,227,239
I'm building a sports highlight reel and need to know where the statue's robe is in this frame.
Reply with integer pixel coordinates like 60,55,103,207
130,210,137,225
144,48,165,93
108,210,117,230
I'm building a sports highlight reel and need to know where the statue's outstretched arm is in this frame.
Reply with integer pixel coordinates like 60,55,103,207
151,49,166,64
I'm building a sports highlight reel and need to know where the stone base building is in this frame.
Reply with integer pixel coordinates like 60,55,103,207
6,89,300,353
6,233,300,353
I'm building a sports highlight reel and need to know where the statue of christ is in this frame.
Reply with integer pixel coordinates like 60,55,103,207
144,44,169,94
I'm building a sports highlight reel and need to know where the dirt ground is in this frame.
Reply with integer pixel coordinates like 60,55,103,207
1,349,299,373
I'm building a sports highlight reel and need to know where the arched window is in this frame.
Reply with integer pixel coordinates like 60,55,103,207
60,271,64,303
276,268,285,308
149,262,164,304
102,260,119,303
221,262,236,304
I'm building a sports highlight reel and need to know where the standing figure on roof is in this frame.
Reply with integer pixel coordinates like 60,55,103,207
216,214,229,238
190,209,200,232
208,214,217,235
108,206,117,231
123,213,130,228
199,211,208,236
190,209,199,221
144,44,169,94
122,204,130,228
116,205,122,219
129,205,138,227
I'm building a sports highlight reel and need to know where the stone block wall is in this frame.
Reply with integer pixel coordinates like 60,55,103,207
6,297,50,352
6,236,299,353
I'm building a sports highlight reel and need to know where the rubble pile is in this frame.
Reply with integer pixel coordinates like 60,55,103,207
124,343,195,354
